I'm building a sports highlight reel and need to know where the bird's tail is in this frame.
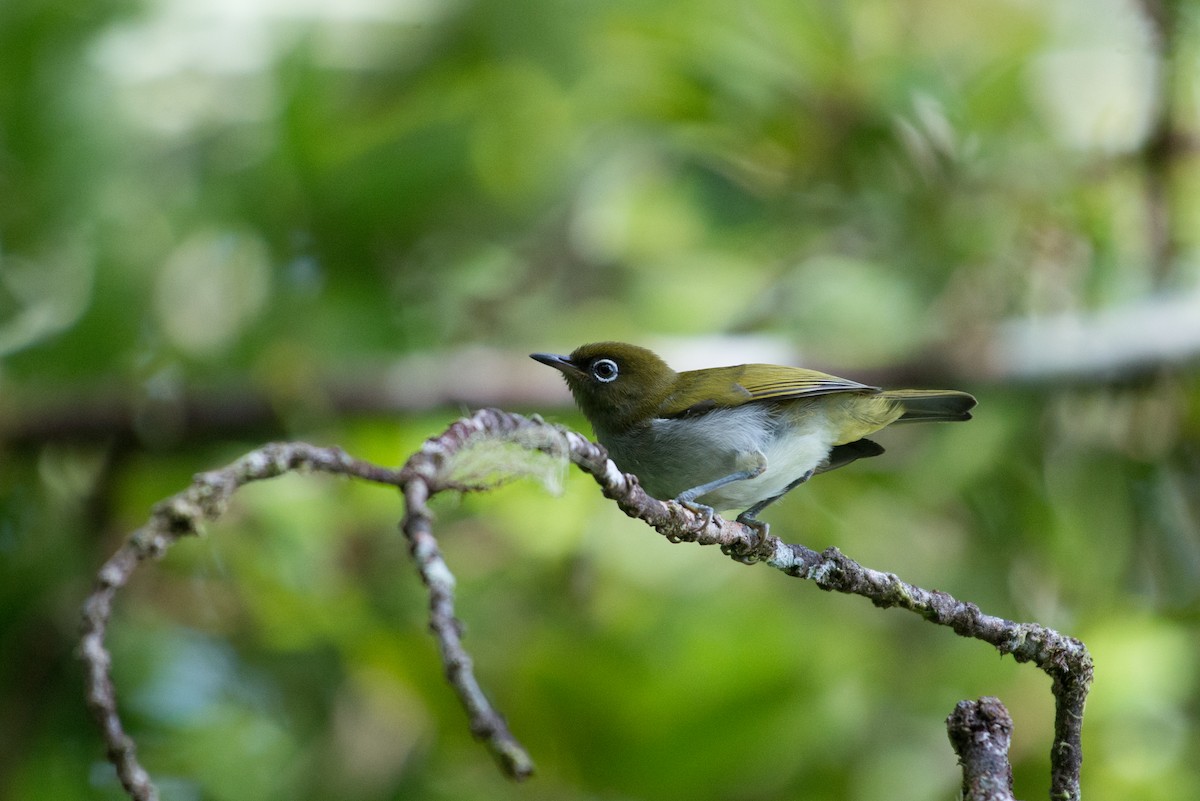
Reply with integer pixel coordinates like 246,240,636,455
883,389,976,422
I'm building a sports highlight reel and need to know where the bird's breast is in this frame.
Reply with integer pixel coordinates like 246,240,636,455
598,403,841,511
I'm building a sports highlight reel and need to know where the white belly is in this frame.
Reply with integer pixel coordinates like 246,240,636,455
599,404,839,512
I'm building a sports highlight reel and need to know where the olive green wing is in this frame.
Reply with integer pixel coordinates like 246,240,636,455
660,364,879,417
734,364,880,401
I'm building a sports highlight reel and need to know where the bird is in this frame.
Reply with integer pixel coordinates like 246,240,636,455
531,341,975,537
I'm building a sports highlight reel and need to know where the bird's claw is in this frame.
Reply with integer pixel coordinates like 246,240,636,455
723,514,772,564
680,500,716,532
671,498,772,565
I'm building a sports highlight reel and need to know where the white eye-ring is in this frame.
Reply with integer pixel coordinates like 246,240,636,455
592,358,619,383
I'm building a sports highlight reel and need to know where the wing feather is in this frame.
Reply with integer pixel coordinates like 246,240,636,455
736,365,879,400
660,364,879,417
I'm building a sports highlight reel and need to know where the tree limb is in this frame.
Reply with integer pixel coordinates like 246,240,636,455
81,409,1092,801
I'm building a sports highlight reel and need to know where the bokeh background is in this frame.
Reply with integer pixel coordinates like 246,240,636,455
3,0,1200,799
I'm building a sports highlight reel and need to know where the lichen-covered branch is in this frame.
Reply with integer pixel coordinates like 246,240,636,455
400,479,536,779
948,697,1017,801
82,410,1091,801
403,409,1092,800
78,442,532,800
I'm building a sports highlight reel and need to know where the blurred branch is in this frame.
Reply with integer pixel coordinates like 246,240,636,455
83,409,1091,801
1131,0,1200,296
984,289,1200,382
947,698,1017,801
14,316,1200,454
1138,0,1181,287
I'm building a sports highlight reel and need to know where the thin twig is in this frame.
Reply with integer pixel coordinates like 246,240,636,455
400,478,536,779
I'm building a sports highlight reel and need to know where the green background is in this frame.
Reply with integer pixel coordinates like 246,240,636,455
3,0,1199,799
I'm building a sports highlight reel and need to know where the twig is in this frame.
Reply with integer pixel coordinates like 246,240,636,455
768,550,1090,801
947,697,1017,801
82,410,1092,801
400,476,536,778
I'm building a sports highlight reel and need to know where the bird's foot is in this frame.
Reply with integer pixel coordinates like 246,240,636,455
679,500,716,533
722,513,772,564
672,465,764,536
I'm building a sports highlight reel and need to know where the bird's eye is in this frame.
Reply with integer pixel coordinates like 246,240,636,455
591,358,619,383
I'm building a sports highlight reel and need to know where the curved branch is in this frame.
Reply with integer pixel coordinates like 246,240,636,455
79,444,439,800
408,410,1092,800
82,410,1092,801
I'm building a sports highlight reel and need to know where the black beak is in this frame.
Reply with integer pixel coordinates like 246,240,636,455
530,352,584,377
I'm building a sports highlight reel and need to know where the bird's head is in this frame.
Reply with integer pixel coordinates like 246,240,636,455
531,342,678,432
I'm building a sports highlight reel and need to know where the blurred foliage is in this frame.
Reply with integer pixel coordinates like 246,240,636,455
3,0,1200,800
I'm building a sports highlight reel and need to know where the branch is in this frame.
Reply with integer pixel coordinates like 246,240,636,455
78,442,533,799
402,410,1092,799
82,410,1092,801
948,697,1017,801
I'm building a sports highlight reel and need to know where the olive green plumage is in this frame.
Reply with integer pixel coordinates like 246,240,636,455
532,341,975,527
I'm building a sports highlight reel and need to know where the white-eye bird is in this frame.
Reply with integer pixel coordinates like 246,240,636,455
531,341,975,533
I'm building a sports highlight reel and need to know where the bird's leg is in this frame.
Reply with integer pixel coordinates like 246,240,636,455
674,470,758,530
728,469,815,561
673,456,767,532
